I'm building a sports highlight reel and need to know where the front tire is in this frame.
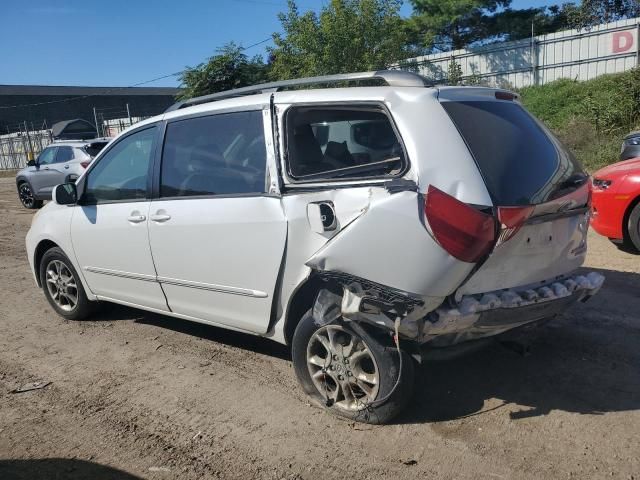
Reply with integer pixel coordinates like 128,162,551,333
624,203,640,253
39,247,96,320
18,182,42,209
292,309,414,424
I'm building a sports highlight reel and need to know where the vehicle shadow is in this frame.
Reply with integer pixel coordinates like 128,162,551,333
92,303,291,361
0,458,142,480
87,267,639,424
396,266,640,424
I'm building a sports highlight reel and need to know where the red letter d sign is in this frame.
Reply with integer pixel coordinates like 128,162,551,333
612,31,634,53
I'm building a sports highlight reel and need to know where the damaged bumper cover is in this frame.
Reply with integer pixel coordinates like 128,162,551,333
311,271,604,348
423,272,605,346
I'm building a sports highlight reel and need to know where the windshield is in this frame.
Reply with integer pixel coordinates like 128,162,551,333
441,100,586,206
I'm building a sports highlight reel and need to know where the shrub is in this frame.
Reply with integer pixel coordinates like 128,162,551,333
519,68,640,172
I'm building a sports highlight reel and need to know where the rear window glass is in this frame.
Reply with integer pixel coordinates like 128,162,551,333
85,142,108,157
442,101,585,205
286,106,405,181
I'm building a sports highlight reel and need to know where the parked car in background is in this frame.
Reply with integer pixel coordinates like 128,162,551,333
16,138,110,209
25,71,604,423
591,157,640,252
620,130,640,161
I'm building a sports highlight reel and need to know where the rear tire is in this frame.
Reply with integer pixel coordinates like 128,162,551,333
18,181,42,209
625,203,640,253
291,309,414,424
39,247,96,320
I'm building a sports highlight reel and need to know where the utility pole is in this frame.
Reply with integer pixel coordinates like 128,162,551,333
93,107,100,138
530,20,540,86
126,103,132,126
23,121,34,162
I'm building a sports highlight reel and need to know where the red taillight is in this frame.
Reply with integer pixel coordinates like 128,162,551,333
424,185,496,263
80,161,90,169
495,91,516,101
497,205,535,243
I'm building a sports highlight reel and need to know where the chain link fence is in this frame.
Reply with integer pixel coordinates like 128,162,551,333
0,104,161,170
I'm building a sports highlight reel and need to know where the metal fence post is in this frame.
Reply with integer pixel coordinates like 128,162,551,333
93,107,100,137
636,20,639,67
126,103,132,126
23,121,34,162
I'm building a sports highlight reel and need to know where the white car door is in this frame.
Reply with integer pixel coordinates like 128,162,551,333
148,109,286,334
70,125,169,311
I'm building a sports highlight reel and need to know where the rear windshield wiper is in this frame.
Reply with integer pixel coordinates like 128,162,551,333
295,156,402,181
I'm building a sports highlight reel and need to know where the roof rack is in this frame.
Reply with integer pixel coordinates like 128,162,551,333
165,70,429,112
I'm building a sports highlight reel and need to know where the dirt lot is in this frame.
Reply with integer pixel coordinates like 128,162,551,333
0,177,638,480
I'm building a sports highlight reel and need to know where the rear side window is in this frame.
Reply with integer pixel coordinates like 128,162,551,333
160,111,266,197
55,146,74,163
84,141,108,158
442,101,584,205
285,106,405,181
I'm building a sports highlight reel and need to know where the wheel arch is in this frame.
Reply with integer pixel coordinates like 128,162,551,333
16,175,31,188
622,193,640,242
33,239,61,287
283,273,331,346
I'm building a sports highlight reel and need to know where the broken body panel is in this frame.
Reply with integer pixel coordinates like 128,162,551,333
269,86,602,347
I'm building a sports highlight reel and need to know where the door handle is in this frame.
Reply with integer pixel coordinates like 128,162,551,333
127,214,146,223
150,213,171,222
64,165,69,169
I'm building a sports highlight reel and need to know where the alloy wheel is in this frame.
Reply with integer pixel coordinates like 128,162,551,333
19,183,34,208
45,260,78,312
306,324,380,411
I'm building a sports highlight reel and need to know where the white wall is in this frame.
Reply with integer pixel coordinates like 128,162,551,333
404,17,640,88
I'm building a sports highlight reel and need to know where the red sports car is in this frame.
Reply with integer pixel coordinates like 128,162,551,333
591,157,640,252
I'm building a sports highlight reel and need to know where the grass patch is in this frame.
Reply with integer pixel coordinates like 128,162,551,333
519,68,640,172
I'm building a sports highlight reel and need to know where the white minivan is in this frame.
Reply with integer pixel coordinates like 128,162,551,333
26,71,603,423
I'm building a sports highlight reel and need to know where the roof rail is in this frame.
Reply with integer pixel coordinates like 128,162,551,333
165,70,429,112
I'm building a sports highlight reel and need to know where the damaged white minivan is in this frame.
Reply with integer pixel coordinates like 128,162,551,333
26,71,604,423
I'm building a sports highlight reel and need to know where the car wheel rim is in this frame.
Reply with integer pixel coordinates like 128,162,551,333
45,260,78,312
306,324,379,411
19,184,34,207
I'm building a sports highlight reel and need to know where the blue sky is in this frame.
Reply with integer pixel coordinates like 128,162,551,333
1,0,558,87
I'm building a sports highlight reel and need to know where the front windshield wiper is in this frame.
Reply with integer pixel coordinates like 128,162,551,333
295,156,402,181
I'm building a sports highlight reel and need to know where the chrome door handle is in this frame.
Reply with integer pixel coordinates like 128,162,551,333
150,213,171,222
127,214,146,223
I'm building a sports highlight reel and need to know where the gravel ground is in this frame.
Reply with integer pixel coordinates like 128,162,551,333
0,177,638,480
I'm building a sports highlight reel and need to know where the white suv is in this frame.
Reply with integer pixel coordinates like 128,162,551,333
26,71,604,423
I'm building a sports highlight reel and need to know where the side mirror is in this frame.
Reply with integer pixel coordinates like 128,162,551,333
52,183,77,205
27,160,36,167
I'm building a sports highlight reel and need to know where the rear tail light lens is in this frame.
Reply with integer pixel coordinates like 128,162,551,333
424,185,496,263
80,161,90,169
495,91,516,101
497,206,535,243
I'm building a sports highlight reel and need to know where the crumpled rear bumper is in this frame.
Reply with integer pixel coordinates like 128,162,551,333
422,272,605,346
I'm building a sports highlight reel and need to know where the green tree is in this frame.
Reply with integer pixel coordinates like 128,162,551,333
447,58,463,85
178,42,267,100
268,0,418,80
562,0,640,29
408,1,574,51
408,0,510,51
